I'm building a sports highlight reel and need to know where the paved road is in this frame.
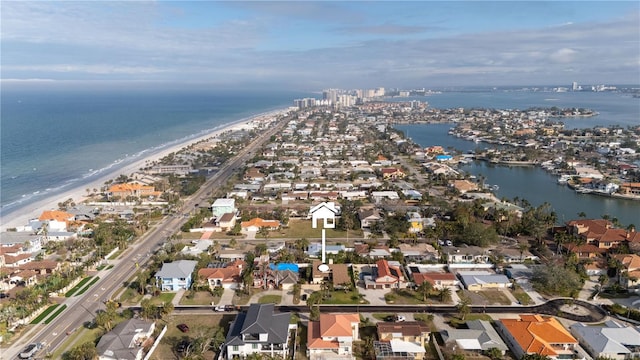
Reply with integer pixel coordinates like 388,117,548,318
4,115,289,359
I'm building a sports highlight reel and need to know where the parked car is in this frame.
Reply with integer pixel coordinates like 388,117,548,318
177,323,189,333
177,340,190,353
214,306,225,312
19,343,41,359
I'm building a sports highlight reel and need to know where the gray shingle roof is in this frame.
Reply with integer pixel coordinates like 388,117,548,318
155,260,197,279
225,303,291,346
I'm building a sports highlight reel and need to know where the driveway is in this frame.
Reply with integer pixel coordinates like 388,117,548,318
359,287,390,306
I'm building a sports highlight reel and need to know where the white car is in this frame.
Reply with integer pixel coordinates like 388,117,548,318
19,343,41,359
395,315,406,322
214,306,225,312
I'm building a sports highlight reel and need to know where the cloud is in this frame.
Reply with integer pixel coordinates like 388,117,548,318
334,23,441,35
1,2,638,88
550,48,578,63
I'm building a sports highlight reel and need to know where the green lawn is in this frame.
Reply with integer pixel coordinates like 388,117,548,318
180,290,217,305
150,292,176,305
384,289,426,305
258,294,282,304
31,304,60,324
372,313,395,321
44,304,67,324
448,313,492,328
76,276,100,296
279,219,364,239
512,287,533,305
322,290,369,304
118,287,143,305
475,290,511,305
65,277,93,297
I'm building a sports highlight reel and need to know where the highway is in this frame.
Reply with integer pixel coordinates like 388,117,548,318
4,115,288,359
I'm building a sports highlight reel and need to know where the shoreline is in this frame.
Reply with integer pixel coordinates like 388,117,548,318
0,108,289,232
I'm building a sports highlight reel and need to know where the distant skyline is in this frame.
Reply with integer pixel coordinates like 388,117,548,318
1,1,639,90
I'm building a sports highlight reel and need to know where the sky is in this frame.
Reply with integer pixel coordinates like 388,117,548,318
1,1,639,90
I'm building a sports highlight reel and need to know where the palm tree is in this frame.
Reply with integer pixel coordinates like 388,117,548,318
417,281,433,302
438,287,452,303
457,294,471,320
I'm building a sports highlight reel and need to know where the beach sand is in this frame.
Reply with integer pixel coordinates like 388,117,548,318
0,109,287,232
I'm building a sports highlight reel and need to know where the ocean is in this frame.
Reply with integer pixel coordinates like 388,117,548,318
0,88,311,216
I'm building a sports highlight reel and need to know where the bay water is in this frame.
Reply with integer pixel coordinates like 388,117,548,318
394,89,640,227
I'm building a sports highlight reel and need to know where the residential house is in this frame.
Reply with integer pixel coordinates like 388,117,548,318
155,260,197,291
217,213,236,232
412,272,459,290
370,191,400,202
224,303,296,360
107,183,159,199
441,320,508,355
211,199,236,219
198,260,245,290
381,168,405,180
377,321,430,347
496,314,578,359
495,248,539,263
307,313,360,360
450,180,478,194
358,208,382,229
610,254,640,289
373,340,427,360
96,318,155,360
445,246,490,264
365,259,406,289
311,260,352,289
397,243,438,262
406,212,423,234
241,218,282,232
562,243,605,259
458,271,512,291
38,210,75,232
570,320,640,360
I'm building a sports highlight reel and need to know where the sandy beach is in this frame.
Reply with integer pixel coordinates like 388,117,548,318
0,109,288,232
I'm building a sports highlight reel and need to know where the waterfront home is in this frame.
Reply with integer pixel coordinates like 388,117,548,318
457,270,511,290
224,304,295,360
570,320,640,360
155,260,197,291
97,318,155,360
609,254,640,289
107,183,159,199
619,182,640,196
562,243,605,259
38,210,75,232
441,320,508,355
307,313,360,360
0,232,43,254
449,179,479,194
496,315,578,360
198,260,244,290
211,198,236,219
